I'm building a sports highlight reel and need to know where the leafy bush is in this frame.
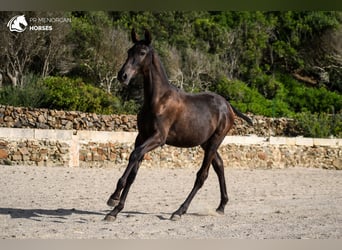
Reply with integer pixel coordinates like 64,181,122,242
278,74,342,114
40,76,122,114
0,75,141,114
294,112,342,138
213,77,293,117
117,99,141,114
0,74,46,108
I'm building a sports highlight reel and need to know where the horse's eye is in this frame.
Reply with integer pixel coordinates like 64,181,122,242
140,51,146,56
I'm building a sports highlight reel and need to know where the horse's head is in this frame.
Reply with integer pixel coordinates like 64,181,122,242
17,15,28,27
117,29,153,85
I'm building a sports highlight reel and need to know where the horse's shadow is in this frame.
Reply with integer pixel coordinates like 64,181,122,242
0,207,173,222
0,207,104,221
1,207,214,222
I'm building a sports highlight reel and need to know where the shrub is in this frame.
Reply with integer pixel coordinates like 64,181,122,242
294,112,342,138
117,99,141,114
213,77,292,117
0,74,46,108
0,75,140,114
278,73,342,114
40,76,121,114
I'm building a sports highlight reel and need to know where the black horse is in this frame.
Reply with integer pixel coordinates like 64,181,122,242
104,29,252,221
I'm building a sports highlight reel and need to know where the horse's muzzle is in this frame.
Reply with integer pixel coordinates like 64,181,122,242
118,68,134,85
118,72,127,82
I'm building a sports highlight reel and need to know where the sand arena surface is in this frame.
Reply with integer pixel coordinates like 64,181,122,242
0,165,341,239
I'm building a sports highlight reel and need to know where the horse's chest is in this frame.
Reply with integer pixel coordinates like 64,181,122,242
137,112,155,135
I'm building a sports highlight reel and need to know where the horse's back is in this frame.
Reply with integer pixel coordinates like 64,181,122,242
182,91,231,117
165,91,233,147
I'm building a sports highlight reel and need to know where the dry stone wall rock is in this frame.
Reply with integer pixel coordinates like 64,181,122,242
0,106,340,170
0,105,301,136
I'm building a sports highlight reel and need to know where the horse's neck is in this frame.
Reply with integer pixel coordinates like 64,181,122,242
143,53,172,106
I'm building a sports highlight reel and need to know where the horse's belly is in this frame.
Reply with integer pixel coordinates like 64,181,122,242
165,139,201,148
165,126,213,148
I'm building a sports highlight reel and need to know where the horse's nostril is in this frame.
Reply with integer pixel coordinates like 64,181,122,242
118,70,128,82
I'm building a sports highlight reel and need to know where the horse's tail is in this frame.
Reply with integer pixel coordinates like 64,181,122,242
230,104,253,126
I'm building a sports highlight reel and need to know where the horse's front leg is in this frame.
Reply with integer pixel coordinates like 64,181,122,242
104,132,165,221
106,159,142,207
106,134,144,208
104,156,142,221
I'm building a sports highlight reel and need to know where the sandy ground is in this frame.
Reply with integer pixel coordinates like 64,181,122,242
0,164,341,239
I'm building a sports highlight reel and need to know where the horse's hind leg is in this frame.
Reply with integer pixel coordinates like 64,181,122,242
170,135,225,220
170,149,213,220
212,152,228,214
199,145,228,214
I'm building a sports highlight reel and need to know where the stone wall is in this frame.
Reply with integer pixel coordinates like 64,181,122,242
0,128,341,170
0,105,301,136
0,139,70,167
0,105,340,170
78,135,342,170
0,128,73,167
0,105,137,132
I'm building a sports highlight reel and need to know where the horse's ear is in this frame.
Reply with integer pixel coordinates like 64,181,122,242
131,28,139,43
144,29,152,45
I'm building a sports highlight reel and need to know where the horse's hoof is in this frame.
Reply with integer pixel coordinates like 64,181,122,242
216,209,224,215
103,214,116,222
170,214,181,221
107,198,119,207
